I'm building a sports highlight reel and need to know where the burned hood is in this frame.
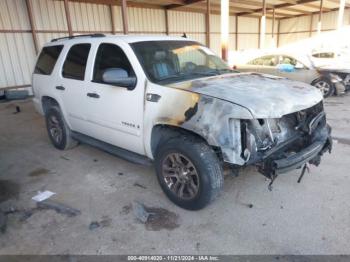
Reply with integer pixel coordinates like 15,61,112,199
168,72,323,119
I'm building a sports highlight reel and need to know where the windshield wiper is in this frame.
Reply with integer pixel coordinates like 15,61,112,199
191,71,219,76
215,68,235,74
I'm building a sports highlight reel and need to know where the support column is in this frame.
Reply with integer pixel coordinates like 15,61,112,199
25,0,39,54
121,0,128,34
259,0,266,49
206,0,211,47
317,0,323,35
110,5,116,34
220,0,229,61
309,14,313,37
165,9,169,35
272,8,276,47
337,0,346,29
235,15,238,51
277,19,280,47
63,0,73,36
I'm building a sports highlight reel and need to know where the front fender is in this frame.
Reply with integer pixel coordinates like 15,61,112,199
145,86,253,165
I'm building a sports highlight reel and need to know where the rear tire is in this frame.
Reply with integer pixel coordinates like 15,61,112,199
45,106,78,150
312,78,335,98
155,135,223,210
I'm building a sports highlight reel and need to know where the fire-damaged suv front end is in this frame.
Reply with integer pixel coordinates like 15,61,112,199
241,101,332,181
168,72,333,185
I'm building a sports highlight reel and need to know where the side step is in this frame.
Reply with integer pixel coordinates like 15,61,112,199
71,131,153,166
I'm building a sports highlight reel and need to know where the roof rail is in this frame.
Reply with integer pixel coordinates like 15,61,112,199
51,33,105,42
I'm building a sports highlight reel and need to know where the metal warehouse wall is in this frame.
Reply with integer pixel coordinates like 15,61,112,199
279,9,350,46
1,0,346,90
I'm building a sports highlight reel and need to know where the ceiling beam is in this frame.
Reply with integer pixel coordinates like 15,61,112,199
166,0,206,10
236,0,319,16
303,2,332,11
279,5,350,20
328,0,350,7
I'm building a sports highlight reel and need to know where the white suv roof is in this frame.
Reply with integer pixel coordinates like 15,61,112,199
45,34,193,47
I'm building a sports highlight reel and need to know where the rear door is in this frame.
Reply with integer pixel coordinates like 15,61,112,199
56,43,92,133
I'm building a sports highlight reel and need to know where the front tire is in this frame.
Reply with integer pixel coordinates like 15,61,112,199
312,78,335,98
155,136,223,210
45,106,78,150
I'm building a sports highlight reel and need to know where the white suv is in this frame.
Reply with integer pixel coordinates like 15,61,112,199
32,34,332,210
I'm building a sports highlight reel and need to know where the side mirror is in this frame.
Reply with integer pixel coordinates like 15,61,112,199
102,68,137,90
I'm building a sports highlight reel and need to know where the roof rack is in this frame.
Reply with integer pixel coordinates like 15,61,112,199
51,33,105,42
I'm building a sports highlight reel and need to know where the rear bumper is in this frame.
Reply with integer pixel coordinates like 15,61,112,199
259,124,332,177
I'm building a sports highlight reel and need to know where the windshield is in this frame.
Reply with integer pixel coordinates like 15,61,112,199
130,40,233,84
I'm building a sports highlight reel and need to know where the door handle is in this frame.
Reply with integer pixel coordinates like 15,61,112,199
55,85,65,91
87,92,100,98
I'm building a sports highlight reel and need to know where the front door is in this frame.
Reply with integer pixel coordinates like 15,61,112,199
83,42,145,155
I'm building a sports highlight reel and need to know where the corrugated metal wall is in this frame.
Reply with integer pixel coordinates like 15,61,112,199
0,0,36,89
0,0,348,89
279,9,350,46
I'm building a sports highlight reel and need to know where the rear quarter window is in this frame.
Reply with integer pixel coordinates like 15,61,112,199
34,45,64,75
62,44,91,80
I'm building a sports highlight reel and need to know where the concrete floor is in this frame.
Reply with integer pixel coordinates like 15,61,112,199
0,94,349,255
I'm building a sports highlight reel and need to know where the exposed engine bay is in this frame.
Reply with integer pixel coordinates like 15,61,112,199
240,102,332,181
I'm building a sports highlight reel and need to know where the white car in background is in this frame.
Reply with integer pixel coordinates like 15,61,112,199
311,49,350,67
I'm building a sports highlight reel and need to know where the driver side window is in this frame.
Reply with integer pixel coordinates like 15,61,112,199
93,43,135,83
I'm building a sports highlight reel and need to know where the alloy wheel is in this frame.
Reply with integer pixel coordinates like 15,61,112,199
48,115,63,144
161,153,200,200
315,81,331,96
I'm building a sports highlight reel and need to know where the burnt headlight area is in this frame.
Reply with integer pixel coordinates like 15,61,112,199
241,102,328,174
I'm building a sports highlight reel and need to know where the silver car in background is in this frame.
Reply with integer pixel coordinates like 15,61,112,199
234,53,347,97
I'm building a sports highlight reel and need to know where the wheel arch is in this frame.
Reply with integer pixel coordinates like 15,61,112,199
150,124,222,161
41,96,60,114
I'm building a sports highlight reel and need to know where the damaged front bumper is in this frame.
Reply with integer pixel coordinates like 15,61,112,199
259,125,332,177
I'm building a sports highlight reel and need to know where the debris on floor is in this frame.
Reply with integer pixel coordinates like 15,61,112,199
37,200,81,217
133,183,147,189
0,212,7,233
89,216,112,231
120,204,132,215
28,168,50,177
133,201,180,231
32,190,56,202
13,106,21,114
0,180,20,203
89,221,100,230
60,156,70,161
133,201,151,223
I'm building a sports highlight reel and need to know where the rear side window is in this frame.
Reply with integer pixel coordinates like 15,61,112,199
34,45,63,75
248,55,276,66
62,44,91,80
